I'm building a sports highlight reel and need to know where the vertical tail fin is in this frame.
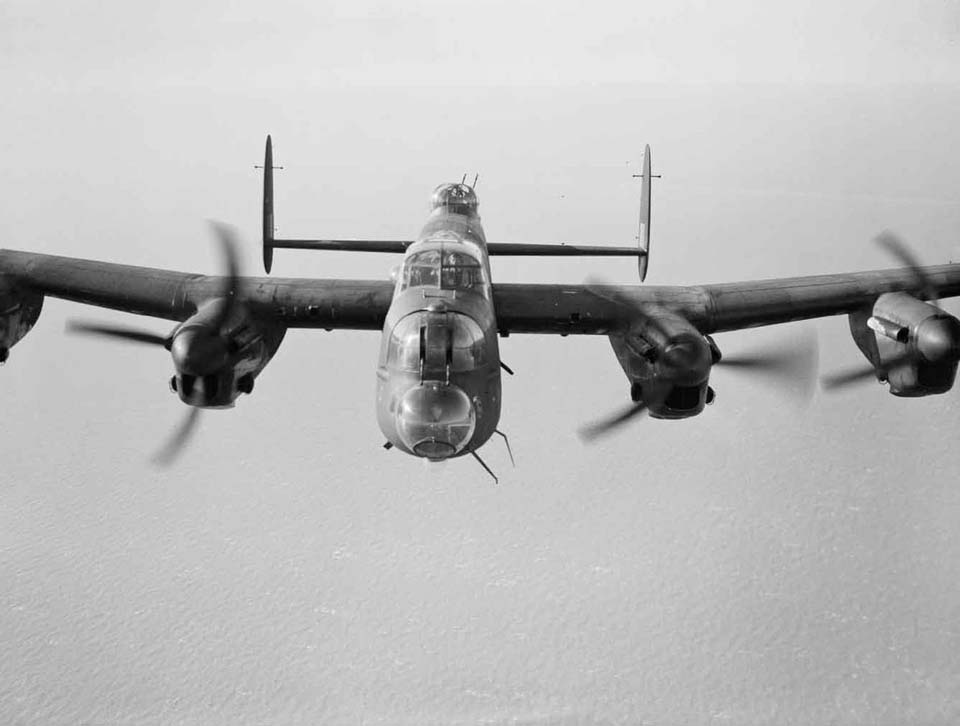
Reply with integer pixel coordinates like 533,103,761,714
637,144,652,282
262,135,275,273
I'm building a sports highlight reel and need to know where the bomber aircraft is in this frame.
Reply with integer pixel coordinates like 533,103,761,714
2,137,960,478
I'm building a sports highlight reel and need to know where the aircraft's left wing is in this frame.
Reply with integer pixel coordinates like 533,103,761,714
491,265,960,336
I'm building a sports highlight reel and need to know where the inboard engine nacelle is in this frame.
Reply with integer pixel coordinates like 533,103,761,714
166,299,286,408
0,276,43,363
849,291,960,396
609,312,715,419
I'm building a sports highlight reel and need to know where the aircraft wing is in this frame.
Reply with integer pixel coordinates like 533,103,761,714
491,265,960,335
0,250,394,330
6,249,960,337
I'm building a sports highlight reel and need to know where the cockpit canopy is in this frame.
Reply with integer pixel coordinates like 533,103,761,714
386,311,488,374
399,247,488,295
430,183,478,216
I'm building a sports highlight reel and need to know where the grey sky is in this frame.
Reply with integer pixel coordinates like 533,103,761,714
3,0,960,87
3,2,960,724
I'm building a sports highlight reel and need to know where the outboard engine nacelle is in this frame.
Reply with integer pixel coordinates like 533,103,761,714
0,276,43,363
849,291,960,396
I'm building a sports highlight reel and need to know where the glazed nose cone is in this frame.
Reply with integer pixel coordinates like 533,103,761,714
396,383,476,460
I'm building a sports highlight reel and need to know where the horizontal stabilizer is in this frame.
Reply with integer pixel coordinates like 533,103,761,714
259,133,644,272
265,238,645,262
261,135,652,272
271,239,411,254
487,243,643,257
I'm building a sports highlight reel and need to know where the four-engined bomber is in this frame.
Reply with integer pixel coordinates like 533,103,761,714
2,136,960,475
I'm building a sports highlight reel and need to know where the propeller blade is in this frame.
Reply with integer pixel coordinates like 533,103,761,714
208,220,243,332
67,321,169,347
821,351,915,391
716,329,820,402
876,230,939,305
578,401,648,443
820,365,884,390
584,277,672,340
151,406,202,467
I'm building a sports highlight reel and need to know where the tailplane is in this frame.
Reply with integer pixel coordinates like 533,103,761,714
257,136,654,274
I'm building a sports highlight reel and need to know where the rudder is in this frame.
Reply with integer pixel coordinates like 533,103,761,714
637,144,652,282
262,135,275,273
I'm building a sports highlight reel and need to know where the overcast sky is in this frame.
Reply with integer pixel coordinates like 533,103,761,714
3,2,960,725
3,0,960,88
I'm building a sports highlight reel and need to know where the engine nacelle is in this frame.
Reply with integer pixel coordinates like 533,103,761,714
609,310,714,419
849,291,960,396
0,276,43,363
168,299,285,407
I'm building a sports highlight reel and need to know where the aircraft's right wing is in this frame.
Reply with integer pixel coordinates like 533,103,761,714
0,249,395,332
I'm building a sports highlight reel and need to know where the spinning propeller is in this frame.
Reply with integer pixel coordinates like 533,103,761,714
821,232,957,391
876,230,939,307
150,406,202,467
578,400,651,442
63,323,170,347
578,282,819,442
67,222,243,465
578,332,819,442
715,329,820,399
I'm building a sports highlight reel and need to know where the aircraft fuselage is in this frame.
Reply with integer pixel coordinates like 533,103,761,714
375,183,502,460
